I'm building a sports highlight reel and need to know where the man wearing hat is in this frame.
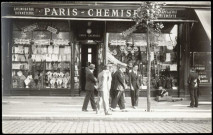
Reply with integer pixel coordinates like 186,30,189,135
187,67,200,108
110,63,128,112
82,64,97,112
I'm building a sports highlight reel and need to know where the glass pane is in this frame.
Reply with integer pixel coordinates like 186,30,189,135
88,48,92,53
88,54,92,63
12,21,72,89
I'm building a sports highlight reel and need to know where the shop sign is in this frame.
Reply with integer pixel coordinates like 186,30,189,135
34,39,50,45
22,23,38,32
47,26,58,34
110,40,126,46
14,38,31,44
6,6,184,19
78,34,101,38
134,40,147,46
53,39,69,45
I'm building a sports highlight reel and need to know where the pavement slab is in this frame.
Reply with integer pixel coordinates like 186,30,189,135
2,96,212,121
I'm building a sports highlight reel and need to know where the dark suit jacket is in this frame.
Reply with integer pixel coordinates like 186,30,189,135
129,71,142,90
113,70,126,91
111,72,116,90
188,71,199,87
85,69,97,91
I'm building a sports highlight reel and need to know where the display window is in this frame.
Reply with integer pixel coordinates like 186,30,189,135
107,24,179,90
12,20,72,89
193,52,211,84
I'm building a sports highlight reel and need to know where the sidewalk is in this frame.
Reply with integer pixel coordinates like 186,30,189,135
2,96,212,121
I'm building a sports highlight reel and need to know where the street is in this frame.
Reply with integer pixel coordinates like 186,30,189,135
2,120,211,133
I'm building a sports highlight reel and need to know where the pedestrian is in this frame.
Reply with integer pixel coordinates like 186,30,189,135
96,64,112,115
109,64,117,105
82,64,97,112
110,63,128,112
129,64,143,109
187,67,200,108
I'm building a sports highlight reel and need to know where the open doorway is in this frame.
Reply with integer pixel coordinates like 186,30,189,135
81,44,98,91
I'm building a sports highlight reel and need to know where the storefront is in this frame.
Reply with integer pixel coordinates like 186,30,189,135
2,2,211,97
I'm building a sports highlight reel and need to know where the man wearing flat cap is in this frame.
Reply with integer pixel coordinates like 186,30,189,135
82,64,97,112
110,63,128,112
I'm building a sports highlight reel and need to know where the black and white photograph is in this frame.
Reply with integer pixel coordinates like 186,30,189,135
2,1,211,133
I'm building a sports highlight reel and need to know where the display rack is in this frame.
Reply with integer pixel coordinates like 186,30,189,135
12,30,72,89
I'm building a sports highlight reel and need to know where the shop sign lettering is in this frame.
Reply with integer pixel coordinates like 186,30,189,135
34,39,50,45
22,23,38,32
53,39,69,45
47,26,58,34
110,40,126,46
14,38,31,44
11,7,179,19
78,34,101,38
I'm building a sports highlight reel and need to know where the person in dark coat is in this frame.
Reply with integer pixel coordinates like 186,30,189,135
82,64,97,111
129,64,143,109
109,64,117,105
187,67,200,108
110,63,128,112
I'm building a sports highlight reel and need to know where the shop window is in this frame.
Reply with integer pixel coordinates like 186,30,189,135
193,52,211,84
107,24,179,91
12,21,72,89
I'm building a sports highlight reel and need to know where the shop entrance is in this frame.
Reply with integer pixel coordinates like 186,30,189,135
81,44,98,91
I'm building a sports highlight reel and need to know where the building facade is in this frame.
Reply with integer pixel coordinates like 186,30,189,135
2,1,211,98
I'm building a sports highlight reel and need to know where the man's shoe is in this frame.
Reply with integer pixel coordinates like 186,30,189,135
194,106,198,108
110,107,116,111
82,109,89,112
187,106,194,108
121,109,128,112
133,106,137,109
96,109,100,114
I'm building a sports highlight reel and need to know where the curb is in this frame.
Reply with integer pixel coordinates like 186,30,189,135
3,116,211,121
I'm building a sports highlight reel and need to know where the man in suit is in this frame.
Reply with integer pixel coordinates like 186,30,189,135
110,63,128,112
110,64,117,105
96,64,112,115
82,64,97,111
129,64,143,109
187,67,200,108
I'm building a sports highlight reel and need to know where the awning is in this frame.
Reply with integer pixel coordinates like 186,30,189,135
195,9,211,41
106,52,127,67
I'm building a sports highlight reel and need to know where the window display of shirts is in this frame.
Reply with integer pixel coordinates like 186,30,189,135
59,48,65,55
37,46,42,54
35,54,41,61
48,45,53,54
62,55,67,61
31,54,36,61
52,54,58,61
46,54,52,61
53,45,59,54
13,54,19,61
32,46,37,54
66,54,71,61
25,54,29,61
24,47,29,54
14,47,19,53
58,55,62,62
53,62,58,70
18,46,24,54
64,46,71,54
43,46,47,54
